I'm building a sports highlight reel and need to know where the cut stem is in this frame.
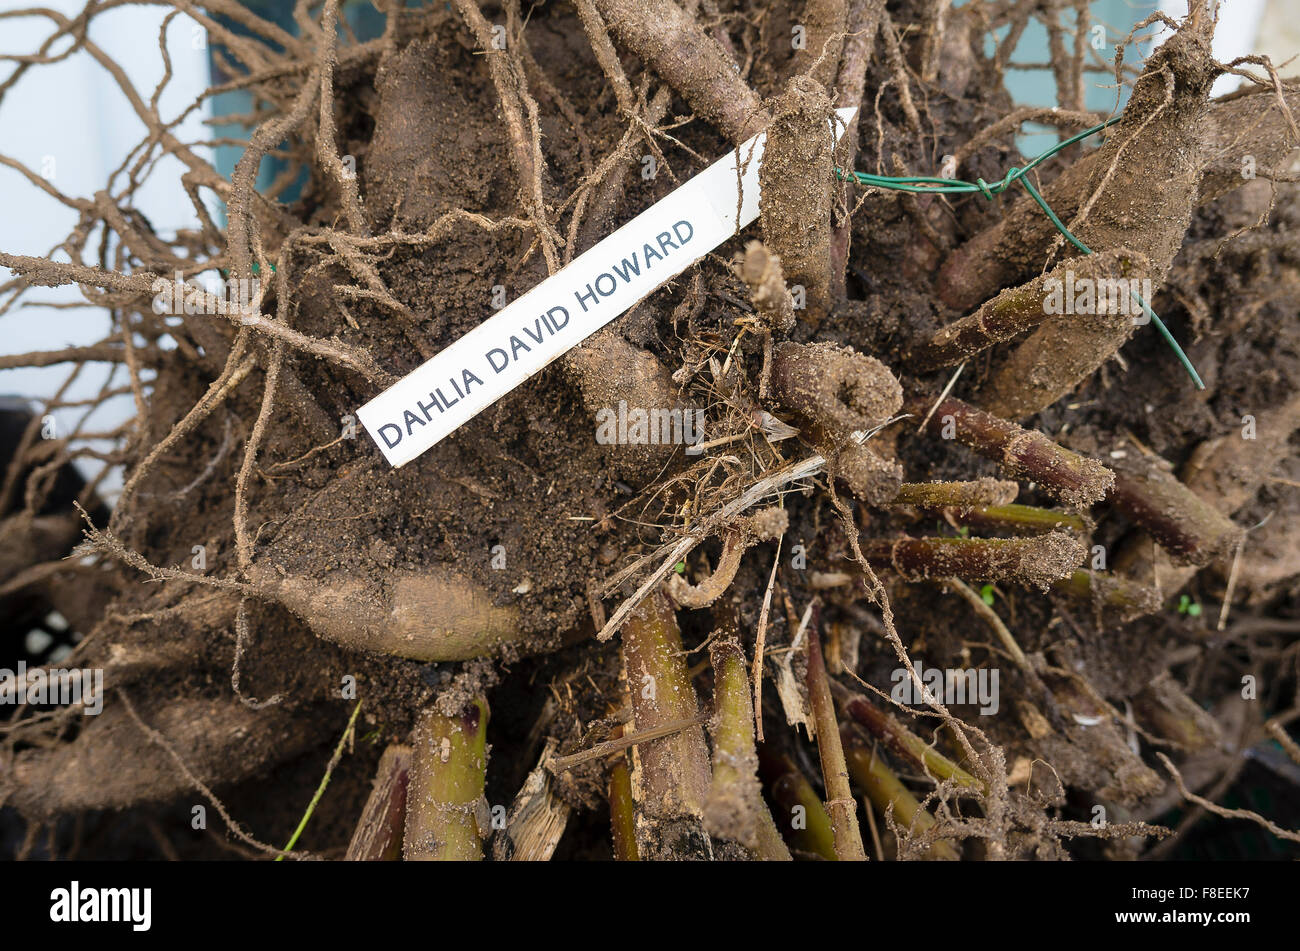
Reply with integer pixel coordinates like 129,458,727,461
757,749,838,860
704,639,791,859
1051,569,1161,621
608,736,639,861
860,533,1085,589
837,690,985,795
842,731,960,860
913,249,1146,371
806,616,867,860
1108,460,1243,567
620,590,712,858
403,698,489,861
891,478,1019,510
910,396,1113,507
942,503,1087,536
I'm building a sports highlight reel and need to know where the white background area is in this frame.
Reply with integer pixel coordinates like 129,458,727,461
0,2,211,500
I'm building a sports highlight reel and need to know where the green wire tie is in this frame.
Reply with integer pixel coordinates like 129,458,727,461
836,117,1205,390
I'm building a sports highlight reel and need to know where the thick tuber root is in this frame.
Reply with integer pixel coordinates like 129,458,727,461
248,563,522,662
971,13,1222,417
773,342,903,441
759,76,837,326
593,0,768,143
935,80,1299,317
3,696,330,816
0,513,82,585
1112,391,1300,598
566,329,688,487
1131,673,1224,752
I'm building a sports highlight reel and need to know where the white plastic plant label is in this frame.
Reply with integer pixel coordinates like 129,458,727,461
357,107,857,467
